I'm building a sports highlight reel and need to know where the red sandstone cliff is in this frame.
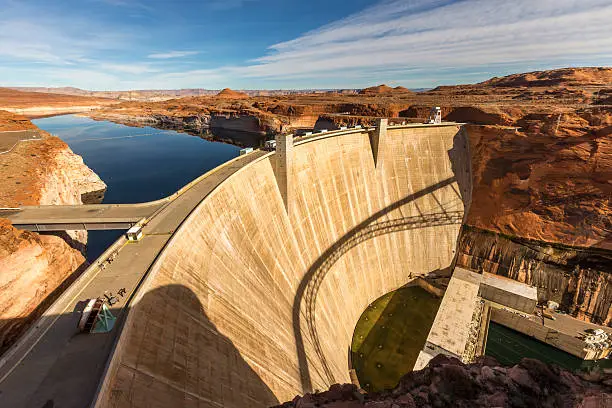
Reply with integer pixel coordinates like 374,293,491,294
0,110,106,354
0,220,85,353
465,121,611,250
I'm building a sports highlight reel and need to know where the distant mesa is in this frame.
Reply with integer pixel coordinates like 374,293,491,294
393,85,413,93
479,67,612,88
359,84,414,95
216,88,249,99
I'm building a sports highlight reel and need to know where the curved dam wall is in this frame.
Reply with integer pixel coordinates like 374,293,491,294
97,124,472,407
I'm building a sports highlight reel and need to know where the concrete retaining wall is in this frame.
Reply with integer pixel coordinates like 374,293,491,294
96,124,472,407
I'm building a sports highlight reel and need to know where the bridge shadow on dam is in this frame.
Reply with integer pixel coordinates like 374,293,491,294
292,129,473,392
0,285,278,408
291,177,465,392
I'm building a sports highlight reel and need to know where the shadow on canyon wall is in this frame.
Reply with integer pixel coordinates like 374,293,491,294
291,129,472,392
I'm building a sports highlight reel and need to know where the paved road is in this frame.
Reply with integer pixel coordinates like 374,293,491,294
0,150,267,408
0,130,41,154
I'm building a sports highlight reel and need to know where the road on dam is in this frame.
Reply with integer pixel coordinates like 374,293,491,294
0,149,267,408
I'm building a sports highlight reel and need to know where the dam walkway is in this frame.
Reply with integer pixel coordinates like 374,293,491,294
0,149,267,408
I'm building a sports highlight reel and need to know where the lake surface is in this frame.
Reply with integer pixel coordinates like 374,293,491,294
33,115,239,261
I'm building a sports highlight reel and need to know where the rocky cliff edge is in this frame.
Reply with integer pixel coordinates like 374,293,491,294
0,110,106,354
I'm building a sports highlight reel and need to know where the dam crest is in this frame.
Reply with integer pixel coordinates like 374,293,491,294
95,122,472,407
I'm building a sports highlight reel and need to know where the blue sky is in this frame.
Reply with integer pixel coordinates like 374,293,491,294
1,0,611,90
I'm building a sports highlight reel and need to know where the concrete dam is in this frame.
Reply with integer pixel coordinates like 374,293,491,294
96,122,472,407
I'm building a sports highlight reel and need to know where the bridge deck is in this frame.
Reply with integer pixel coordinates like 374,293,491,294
1,202,166,231
0,150,267,408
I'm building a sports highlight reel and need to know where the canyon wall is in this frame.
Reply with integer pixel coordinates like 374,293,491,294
89,111,280,147
457,227,612,326
458,121,612,327
0,110,106,354
0,220,86,354
96,124,472,407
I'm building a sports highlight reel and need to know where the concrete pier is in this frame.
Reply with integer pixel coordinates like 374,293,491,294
370,118,387,167
415,268,483,369
275,133,294,213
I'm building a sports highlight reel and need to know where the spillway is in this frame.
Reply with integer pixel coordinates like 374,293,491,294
95,123,472,407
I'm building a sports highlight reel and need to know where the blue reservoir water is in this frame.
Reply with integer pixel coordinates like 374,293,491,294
32,115,239,261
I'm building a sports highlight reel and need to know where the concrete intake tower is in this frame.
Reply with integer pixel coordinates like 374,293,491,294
96,121,472,407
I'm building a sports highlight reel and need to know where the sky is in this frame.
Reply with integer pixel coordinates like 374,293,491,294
1,0,611,90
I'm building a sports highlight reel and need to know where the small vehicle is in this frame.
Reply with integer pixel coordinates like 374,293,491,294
126,225,143,241
239,147,253,155
264,139,276,150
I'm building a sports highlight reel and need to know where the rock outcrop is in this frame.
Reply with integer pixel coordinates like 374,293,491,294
465,122,611,250
276,355,612,408
0,110,106,354
480,67,612,88
358,84,414,95
457,226,612,326
216,88,249,99
0,220,86,354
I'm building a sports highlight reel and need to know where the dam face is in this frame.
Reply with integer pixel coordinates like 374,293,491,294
97,124,472,407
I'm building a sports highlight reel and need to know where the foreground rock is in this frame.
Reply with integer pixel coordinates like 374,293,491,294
0,110,106,354
276,355,612,408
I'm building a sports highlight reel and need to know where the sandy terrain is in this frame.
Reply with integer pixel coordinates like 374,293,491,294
0,87,118,117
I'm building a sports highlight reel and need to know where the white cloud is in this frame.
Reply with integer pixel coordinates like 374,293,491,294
99,63,159,74
0,11,132,66
125,0,612,89
237,0,612,81
1,0,611,89
147,51,200,59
